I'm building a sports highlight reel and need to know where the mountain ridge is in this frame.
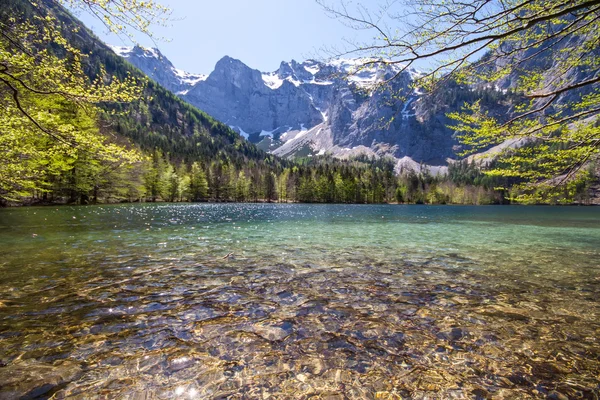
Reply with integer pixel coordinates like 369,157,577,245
107,24,599,181
107,44,207,95
112,46,457,172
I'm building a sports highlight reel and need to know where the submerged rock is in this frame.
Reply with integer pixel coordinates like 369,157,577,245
252,321,293,341
0,360,82,399
547,391,569,400
449,327,466,341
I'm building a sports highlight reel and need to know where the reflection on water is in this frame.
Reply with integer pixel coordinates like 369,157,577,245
0,204,599,399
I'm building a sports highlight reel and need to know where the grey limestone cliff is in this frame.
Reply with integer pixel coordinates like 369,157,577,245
107,47,525,171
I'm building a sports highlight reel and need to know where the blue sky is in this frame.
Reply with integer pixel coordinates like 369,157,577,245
75,0,373,74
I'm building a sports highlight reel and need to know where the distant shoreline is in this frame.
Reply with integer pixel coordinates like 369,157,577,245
2,200,598,208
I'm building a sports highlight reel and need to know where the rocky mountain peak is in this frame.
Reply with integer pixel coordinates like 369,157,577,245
108,44,165,61
108,44,206,94
214,55,250,71
108,47,459,170
209,56,263,88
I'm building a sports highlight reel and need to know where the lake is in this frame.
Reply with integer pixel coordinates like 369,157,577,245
0,204,599,399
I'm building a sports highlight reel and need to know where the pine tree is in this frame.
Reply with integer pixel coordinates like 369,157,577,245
189,162,209,202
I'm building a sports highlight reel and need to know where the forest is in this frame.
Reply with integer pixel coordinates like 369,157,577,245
21,147,596,206
1,0,597,207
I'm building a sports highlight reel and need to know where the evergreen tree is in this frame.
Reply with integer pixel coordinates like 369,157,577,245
189,162,209,201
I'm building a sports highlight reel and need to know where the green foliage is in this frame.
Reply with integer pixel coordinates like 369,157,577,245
0,0,156,201
323,0,600,203
4,0,594,206
433,0,600,201
0,92,140,202
0,0,281,204
189,162,209,201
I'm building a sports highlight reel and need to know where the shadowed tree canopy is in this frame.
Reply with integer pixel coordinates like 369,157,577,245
320,0,600,202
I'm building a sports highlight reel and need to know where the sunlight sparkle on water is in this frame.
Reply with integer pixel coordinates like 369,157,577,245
0,203,598,398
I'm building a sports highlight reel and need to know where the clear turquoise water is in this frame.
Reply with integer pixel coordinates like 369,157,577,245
0,204,598,399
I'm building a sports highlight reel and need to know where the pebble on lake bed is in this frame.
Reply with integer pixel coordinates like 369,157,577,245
252,322,293,341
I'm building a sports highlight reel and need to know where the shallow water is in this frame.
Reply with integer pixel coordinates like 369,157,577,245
0,204,599,399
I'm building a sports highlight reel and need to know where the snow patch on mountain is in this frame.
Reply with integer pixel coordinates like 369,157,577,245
325,58,424,89
261,73,313,89
305,79,334,85
262,73,283,89
109,44,207,94
401,97,416,120
259,128,279,137
286,77,301,87
144,48,159,58
172,68,207,85
304,65,320,75
108,45,133,57
230,126,250,140
110,46,462,169
326,58,377,72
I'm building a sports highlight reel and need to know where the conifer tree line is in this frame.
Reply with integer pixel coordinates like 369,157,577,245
16,149,487,205
22,146,593,206
1,0,597,206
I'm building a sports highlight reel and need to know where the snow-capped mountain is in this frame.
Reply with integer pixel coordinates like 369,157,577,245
108,46,467,170
108,45,207,94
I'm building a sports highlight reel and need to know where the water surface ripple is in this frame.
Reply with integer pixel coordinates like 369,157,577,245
0,204,599,399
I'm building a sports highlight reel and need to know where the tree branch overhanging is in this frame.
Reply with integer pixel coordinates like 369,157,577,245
320,0,600,196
